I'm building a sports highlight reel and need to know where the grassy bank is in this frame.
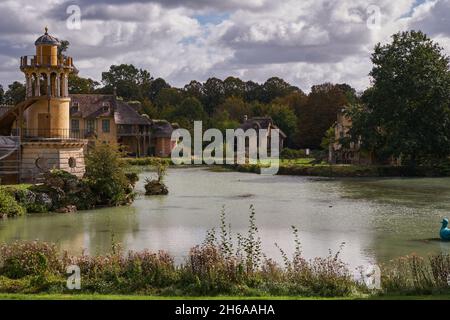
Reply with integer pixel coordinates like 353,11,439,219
0,293,360,300
1,293,449,300
122,157,172,167
122,156,450,177
232,159,450,177
1,208,450,298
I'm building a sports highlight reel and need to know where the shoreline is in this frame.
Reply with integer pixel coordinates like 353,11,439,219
123,157,450,178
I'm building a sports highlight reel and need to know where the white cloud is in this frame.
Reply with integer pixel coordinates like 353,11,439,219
0,0,448,93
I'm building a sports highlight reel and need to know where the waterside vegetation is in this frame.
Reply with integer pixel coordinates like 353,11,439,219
0,144,138,218
0,208,450,298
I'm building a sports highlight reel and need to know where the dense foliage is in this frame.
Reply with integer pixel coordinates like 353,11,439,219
84,143,134,206
349,31,450,165
0,189,25,217
0,208,361,297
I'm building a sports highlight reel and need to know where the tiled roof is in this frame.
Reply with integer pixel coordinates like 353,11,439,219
152,120,174,138
115,101,152,125
239,116,287,138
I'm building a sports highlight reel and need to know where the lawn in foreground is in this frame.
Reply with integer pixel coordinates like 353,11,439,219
1,294,449,300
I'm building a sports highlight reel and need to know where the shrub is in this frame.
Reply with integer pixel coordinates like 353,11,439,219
0,189,25,217
381,254,450,295
281,148,307,159
84,143,131,206
125,172,139,187
0,242,63,279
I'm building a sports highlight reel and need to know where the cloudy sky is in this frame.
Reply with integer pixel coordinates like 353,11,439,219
0,0,449,92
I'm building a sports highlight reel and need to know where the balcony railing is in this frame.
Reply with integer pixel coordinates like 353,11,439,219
12,128,94,141
20,55,74,69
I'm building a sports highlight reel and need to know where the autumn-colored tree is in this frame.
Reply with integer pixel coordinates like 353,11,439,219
215,96,250,122
296,83,350,149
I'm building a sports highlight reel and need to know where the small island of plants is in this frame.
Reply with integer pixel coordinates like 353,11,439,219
0,143,139,218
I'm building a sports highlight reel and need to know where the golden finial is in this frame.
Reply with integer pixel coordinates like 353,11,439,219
44,26,48,34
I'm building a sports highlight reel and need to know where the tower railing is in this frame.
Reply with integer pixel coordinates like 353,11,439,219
20,55,74,69
11,128,94,141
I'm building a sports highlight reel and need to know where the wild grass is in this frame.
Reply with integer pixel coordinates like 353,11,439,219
0,206,362,297
1,207,450,297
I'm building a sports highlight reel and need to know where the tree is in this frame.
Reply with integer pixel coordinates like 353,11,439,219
175,97,206,121
184,80,203,101
148,78,170,101
273,91,307,117
58,40,70,58
4,81,26,105
0,85,4,104
261,77,298,103
244,81,263,102
349,30,450,164
296,83,349,149
154,87,183,111
140,98,158,119
202,77,225,115
68,74,100,94
267,104,298,147
215,96,250,122
102,64,153,101
249,102,298,147
223,76,245,98
84,143,130,206
320,126,335,151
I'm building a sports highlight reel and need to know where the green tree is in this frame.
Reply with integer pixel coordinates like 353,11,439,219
58,40,70,58
154,87,183,111
184,80,203,101
202,77,225,115
223,76,245,98
349,30,450,164
0,85,4,104
268,104,298,147
261,77,298,103
320,126,335,151
175,97,206,121
140,98,158,118
68,74,100,94
84,143,130,206
101,64,153,101
4,81,26,105
148,78,170,101
244,81,263,102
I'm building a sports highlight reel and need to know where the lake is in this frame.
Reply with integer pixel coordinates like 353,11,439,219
1,167,450,271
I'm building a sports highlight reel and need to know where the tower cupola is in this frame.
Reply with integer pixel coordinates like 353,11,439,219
34,27,61,66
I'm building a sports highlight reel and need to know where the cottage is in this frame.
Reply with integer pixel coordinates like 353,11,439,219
239,116,286,152
329,108,369,164
69,94,152,156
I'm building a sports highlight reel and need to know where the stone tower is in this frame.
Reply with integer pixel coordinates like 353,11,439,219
18,27,86,182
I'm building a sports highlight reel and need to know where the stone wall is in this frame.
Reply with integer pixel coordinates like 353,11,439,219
21,141,87,182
